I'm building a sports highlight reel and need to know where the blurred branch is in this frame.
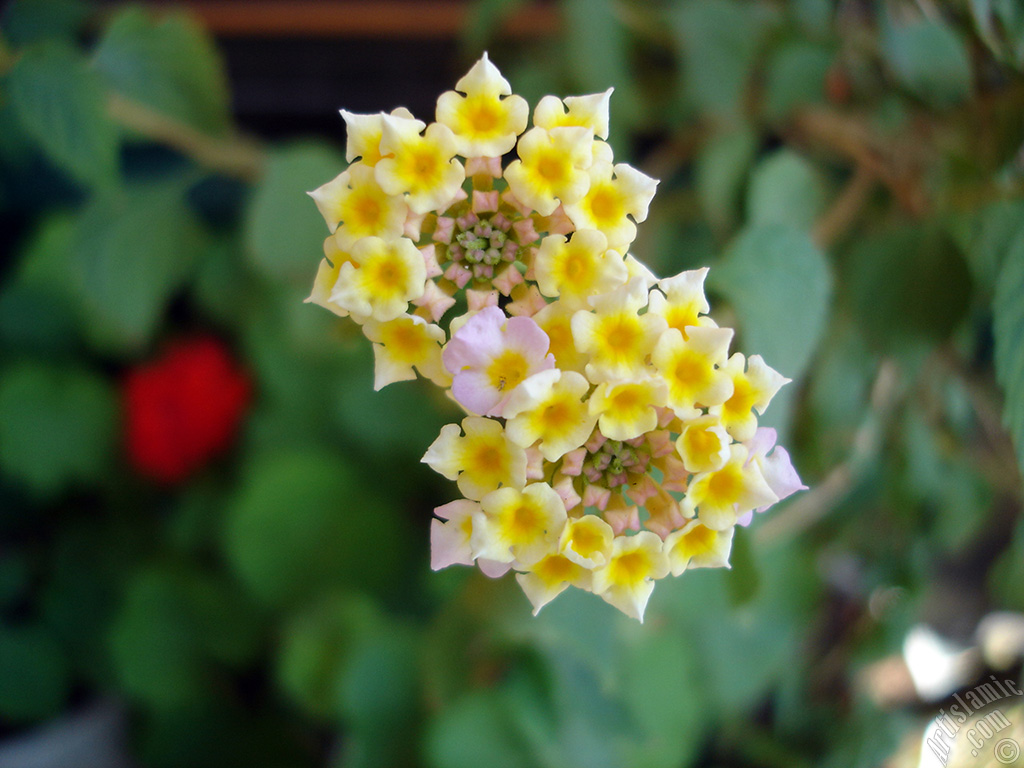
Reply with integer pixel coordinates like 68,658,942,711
107,93,266,182
788,107,930,217
812,162,877,249
757,360,902,543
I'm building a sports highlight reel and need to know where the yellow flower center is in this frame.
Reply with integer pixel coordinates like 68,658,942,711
536,152,567,185
570,524,604,558
706,464,742,505
723,377,756,418
350,193,382,228
486,349,530,392
609,550,647,587
509,503,543,540
603,315,641,357
467,98,501,133
675,525,716,558
587,185,623,225
672,351,710,391
471,443,504,474
684,426,719,459
366,258,404,293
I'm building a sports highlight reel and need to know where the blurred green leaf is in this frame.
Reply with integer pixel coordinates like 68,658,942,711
426,689,533,768
334,623,422,767
0,623,70,722
245,142,345,285
746,149,825,230
225,449,402,606
990,517,1024,611
791,0,832,38
277,592,382,719
954,198,1024,290
109,567,213,710
710,224,832,379
8,41,119,188
563,0,638,135
993,224,1024,480
0,0,91,46
844,225,972,354
969,0,1024,69
882,12,972,108
93,7,231,137
695,126,758,231
70,179,207,353
0,213,82,354
672,0,774,119
763,41,832,120
0,362,116,498
461,0,527,52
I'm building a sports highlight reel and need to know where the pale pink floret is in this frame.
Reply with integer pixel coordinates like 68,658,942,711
442,306,555,417
736,427,807,525
430,499,479,570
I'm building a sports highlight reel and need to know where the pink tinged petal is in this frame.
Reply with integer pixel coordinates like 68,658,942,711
746,427,778,461
492,265,524,296
525,446,546,481
466,156,503,178
472,190,500,214
736,511,754,527
466,288,499,311
431,518,474,570
433,216,455,244
513,218,540,245
445,263,473,288
582,483,611,511
544,205,575,235
756,445,807,512
560,447,587,476
413,281,457,322
442,306,507,373
477,559,512,578
452,370,502,415
629,474,661,506
604,501,640,535
552,475,583,512
421,244,443,278
500,189,534,217
505,285,549,317
404,211,426,241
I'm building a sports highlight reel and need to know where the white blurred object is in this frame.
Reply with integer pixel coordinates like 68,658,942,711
903,624,981,702
976,611,1024,671
0,699,134,768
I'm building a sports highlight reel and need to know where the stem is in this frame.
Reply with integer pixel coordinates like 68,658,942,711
107,93,266,182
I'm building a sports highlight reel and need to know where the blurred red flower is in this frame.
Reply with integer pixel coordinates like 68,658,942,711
123,336,251,484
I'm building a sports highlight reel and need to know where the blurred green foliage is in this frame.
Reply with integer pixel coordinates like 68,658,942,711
1,0,1024,766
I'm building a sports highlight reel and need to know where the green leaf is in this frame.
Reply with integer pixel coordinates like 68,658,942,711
672,0,774,118
245,142,345,285
746,149,825,229
763,41,832,120
8,41,119,188
0,213,82,354
993,225,1024,479
710,224,832,380
695,126,758,231
0,362,116,498
1,0,91,46
563,0,638,134
969,0,1024,69
882,12,972,108
426,689,533,768
0,623,70,722
70,179,207,353
109,568,211,710
93,7,231,137
225,450,402,606
844,225,972,354
276,593,382,719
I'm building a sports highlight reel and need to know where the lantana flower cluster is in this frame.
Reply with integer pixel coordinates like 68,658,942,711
307,54,805,621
